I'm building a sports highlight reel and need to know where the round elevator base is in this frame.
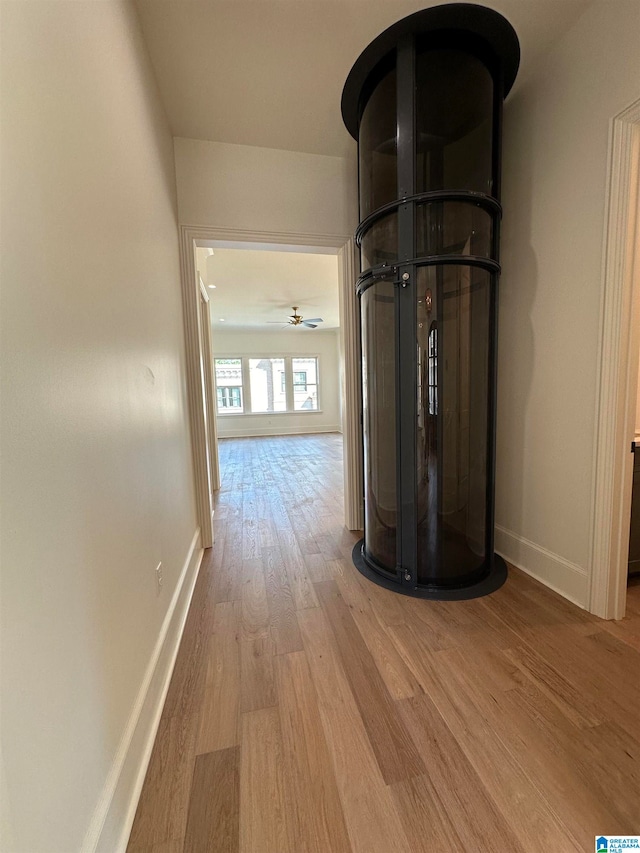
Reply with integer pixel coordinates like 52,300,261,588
352,540,508,601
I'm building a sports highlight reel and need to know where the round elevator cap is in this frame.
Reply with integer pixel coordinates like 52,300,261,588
341,3,520,140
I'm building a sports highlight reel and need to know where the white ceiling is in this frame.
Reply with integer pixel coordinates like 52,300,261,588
196,245,340,330
135,0,590,158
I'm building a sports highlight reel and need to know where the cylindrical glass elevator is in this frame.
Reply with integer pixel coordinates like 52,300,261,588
342,4,519,599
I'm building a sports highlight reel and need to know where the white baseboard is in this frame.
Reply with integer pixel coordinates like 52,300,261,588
82,528,204,853
495,524,589,609
217,424,341,438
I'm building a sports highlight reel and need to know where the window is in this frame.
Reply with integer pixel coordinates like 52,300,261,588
292,358,318,411
249,358,286,413
217,386,242,409
214,356,320,415
214,358,243,413
428,323,438,416
293,371,307,390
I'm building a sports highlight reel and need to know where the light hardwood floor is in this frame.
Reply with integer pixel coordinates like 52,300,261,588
128,433,640,853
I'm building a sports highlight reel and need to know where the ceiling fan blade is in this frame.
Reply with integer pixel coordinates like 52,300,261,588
304,318,323,324
302,322,318,328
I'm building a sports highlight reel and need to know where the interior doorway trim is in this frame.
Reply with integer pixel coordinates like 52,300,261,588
198,274,221,499
179,227,216,547
178,224,363,541
338,237,364,530
590,98,640,619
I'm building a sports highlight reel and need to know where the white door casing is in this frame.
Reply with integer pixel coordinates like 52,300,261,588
198,275,221,504
179,230,215,548
589,97,640,619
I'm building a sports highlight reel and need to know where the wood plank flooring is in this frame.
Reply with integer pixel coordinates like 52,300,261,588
128,434,640,853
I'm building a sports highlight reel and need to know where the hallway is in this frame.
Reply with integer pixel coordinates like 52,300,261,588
128,434,640,853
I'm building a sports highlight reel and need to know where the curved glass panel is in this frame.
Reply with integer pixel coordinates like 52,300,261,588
416,264,491,586
360,212,398,271
416,202,492,259
415,49,493,195
362,279,397,571
359,67,397,220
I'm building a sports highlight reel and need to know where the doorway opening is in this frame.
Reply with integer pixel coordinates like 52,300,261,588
179,226,363,550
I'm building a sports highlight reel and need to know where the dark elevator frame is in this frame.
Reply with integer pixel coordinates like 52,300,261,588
342,4,520,599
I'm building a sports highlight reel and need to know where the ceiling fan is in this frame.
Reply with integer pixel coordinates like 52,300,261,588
288,306,324,328
269,307,324,329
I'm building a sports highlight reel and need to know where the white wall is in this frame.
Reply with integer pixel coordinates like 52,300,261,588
496,0,640,605
213,330,341,437
174,137,358,236
0,3,198,851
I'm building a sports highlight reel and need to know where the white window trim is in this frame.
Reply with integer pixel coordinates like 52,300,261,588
214,354,322,416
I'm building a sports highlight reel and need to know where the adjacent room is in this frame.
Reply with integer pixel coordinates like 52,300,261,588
195,245,342,442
